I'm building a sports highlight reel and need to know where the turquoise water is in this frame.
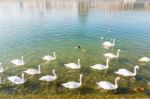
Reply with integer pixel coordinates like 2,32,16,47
0,0,150,96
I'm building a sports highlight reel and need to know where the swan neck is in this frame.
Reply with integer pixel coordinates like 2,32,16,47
53,70,57,78
134,67,137,75
113,39,116,46
21,57,24,61
53,52,56,58
79,75,82,85
38,65,41,73
22,73,25,80
115,78,119,88
117,50,120,57
106,59,109,67
78,60,80,66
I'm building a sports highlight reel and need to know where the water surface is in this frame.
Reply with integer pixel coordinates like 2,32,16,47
0,0,150,96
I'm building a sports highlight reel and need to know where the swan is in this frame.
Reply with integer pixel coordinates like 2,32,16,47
61,74,83,89
24,65,41,75
42,52,56,61
138,57,150,62
64,59,80,69
115,65,139,77
90,59,110,70
102,39,116,48
39,69,57,82
96,77,120,90
99,36,104,40
0,63,5,73
7,73,26,85
11,56,25,66
104,49,120,59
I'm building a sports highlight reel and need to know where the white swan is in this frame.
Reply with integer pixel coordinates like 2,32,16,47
90,59,110,70
7,73,26,85
39,69,57,82
97,77,120,90
42,52,56,61
115,65,139,77
104,49,120,59
61,74,83,89
0,63,5,73
64,59,80,69
102,39,116,48
139,57,150,62
24,65,41,75
11,56,25,66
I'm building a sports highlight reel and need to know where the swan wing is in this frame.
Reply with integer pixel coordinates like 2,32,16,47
39,75,56,81
104,53,116,58
43,55,55,61
103,42,112,45
97,81,116,90
64,63,80,69
7,76,24,84
62,81,80,89
11,59,24,66
24,69,39,74
91,64,107,70
115,69,133,76
139,57,150,62
7,76,19,82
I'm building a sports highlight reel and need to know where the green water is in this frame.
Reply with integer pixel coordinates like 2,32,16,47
0,0,150,97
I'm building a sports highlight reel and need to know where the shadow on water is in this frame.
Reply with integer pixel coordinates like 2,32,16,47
80,67,91,75
136,75,148,84
118,58,131,64
0,86,15,94
23,81,41,94
79,87,95,95
145,89,150,96
116,87,129,94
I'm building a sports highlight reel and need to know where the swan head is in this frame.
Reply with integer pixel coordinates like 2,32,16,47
115,77,120,88
80,74,83,77
118,49,121,52
106,58,110,63
78,59,81,63
135,65,139,70
0,63,2,66
52,69,55,73
53,52,55,55
113,39,116,42
116,77,120,81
